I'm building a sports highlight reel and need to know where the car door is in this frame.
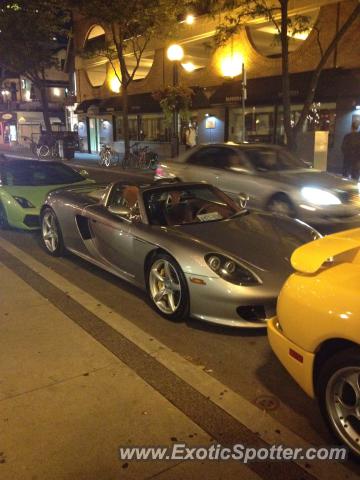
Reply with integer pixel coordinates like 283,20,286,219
85,185,139,281
210,146,255,199
182,146,226,185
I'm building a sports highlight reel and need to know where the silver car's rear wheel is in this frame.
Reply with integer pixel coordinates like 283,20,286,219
318,348,360,457
41,208,64,256
147,254,189,321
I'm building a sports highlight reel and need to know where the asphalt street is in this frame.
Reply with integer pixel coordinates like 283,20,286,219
1,164,359,479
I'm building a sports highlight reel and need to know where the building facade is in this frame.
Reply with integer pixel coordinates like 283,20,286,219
0,48,70,148
70,0,360,171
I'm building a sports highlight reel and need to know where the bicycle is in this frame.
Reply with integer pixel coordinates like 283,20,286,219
37,142,60,161
123,143,158,170
99,144,114,167
123,143,141,169
23,136,40,158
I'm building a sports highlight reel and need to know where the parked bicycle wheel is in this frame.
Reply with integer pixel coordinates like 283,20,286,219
104,150,112,167
37,144,50,160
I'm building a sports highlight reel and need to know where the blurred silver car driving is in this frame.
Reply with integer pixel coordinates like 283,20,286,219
155,143,360,229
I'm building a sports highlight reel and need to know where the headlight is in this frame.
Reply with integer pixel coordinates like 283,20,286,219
13,196,35,208
301,187,341,206
205,253,261,286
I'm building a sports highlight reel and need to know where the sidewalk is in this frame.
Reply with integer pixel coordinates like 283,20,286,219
0,258,259,480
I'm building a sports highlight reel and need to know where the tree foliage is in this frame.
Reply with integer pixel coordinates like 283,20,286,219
0,1,70,131
72,0,190,156
211,0,360,150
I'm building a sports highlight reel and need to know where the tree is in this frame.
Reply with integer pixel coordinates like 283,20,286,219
72,0,189,159
212,0,360,150
0,1,70,132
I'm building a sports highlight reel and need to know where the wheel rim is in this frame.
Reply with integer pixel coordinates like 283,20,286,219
269,200,293,217
0,203,7,226
42,211,59,253
149,259,182,315
326,366,360,453
105,153,111,167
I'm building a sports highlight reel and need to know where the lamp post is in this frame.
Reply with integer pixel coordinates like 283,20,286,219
240,62,247,143
167,44,184,158
221,55,247,142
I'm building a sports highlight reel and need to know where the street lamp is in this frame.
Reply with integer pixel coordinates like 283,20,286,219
167,44,184,157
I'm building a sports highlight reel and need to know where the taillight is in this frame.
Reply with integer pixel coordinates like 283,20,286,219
155,166,165,177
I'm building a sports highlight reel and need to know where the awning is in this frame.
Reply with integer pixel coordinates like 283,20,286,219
75,98,101,114
99,93,162,114
210,68,360,106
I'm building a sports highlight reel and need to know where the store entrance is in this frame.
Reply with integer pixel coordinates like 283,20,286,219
88,117,99,153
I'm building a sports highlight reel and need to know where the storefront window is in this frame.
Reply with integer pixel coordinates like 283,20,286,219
229,106,274,143
98,117,113,145
116,115,138,141
276,103,336,145
77,119,88,152
140,114,169,142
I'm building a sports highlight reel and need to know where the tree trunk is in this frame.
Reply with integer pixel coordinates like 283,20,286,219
39,84,52,133
293,2,360,140
122,85,130,159
279,0,296,151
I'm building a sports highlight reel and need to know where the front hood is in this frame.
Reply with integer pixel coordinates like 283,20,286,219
264,169,357,191
169,212,314,274
4,179,92,209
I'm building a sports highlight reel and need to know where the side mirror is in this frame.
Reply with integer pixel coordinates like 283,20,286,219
108,205,131,218
237,193,250,209
79,169,89,177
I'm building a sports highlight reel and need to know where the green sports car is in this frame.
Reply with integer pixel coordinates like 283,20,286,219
0,158,94,230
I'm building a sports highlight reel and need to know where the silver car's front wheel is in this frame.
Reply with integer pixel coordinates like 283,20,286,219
267,194,296,218
318,348,360,458
147,254,189,321
41,208,64,257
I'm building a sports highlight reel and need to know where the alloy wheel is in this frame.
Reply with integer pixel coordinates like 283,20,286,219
42,210,59,253
326,366,360,452
269,199,293,216
149,259,182,314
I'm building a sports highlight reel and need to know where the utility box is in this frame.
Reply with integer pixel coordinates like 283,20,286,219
63,134,77,160
297,131,329,171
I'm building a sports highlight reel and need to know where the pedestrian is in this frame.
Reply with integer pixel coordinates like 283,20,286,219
341,122,360,181
185,122,197,150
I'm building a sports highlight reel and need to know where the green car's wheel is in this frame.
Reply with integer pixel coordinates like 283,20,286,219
41,207,65,256
0,201,9,229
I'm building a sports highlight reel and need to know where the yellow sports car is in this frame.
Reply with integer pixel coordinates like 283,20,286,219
268,228,360,456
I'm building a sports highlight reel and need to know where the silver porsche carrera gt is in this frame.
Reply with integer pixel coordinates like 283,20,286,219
40,181,320,328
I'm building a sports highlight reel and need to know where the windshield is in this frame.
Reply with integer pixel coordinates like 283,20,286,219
144,184,239,226
2,162,84,186
244,148,306,172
